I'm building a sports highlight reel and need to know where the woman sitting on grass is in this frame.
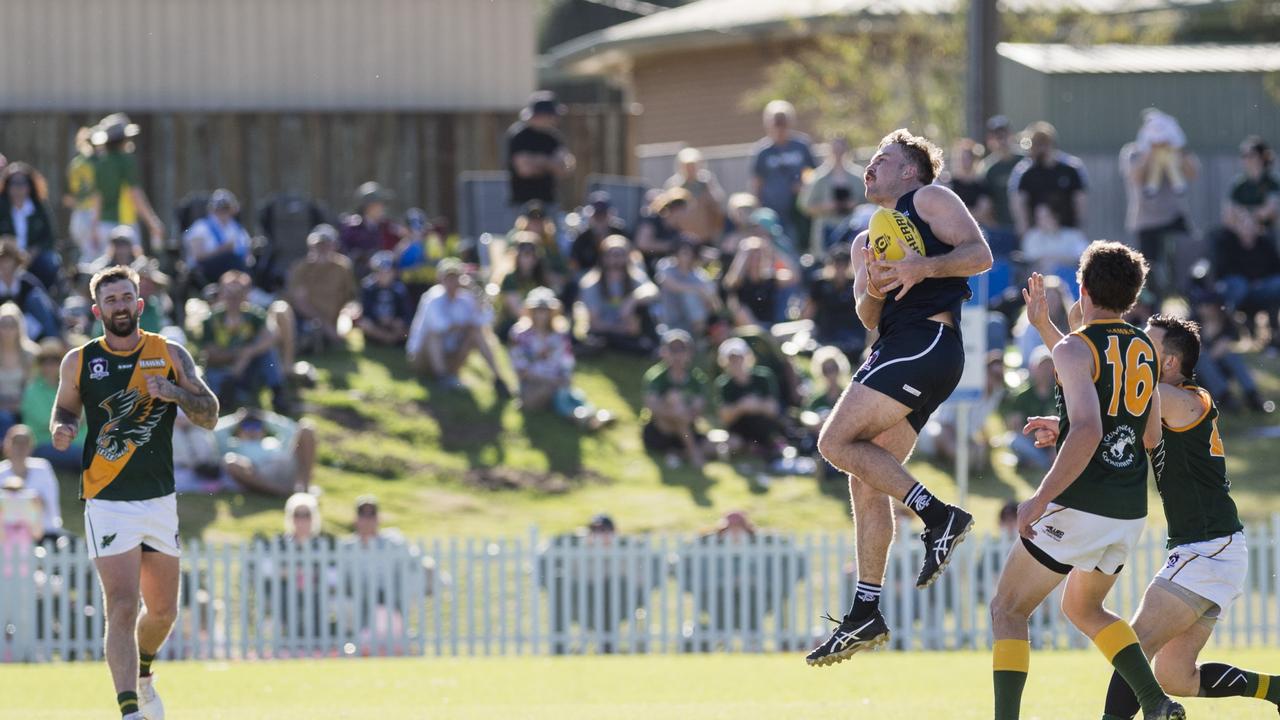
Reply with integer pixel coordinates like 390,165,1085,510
509,287,613,430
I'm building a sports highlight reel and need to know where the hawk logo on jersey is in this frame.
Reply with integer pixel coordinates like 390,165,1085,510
88,357,109,380
1101,426,1139,468
94,388,168,462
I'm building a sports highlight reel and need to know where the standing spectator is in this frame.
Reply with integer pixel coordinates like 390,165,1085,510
947,139,994,227
511,203,569,289
0,425,61,542
0,240,59,341
664,148,726,243
182,189,252,283
0,163,59,292
1121,109,1199,300
642,329,708,467
508,288,612,428
978,115,1023,235
201,271,288,413
715,338,790,471
88,113,165,247
22,338,82,470
64,127,102,262
1001,346,1057,470
1021,204,1089,277
569,192,627,278
357,251,411,347
216,409,318,497
1009,121,1088,237
0,470,42,548
0,303,35,440
654,240,718,337
494,235,551,340
802,243,864,358
800,136,865,254
339,182,405,277
750,100,817,240
506,91,575,209
1210,210,1280,345
406,258,509,395
578,236,658,354
1225,135,1279,234
286,224,358,351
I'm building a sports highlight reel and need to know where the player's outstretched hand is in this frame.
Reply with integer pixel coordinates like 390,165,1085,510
1022,272,1048,327
145,374,181,403
1022,416,1061,448
1016,494,1050,540
872,238,929,301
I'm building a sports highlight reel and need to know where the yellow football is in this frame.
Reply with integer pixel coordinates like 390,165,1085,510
868,208,926,261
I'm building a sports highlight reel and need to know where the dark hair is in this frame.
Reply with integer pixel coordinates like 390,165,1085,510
1078,241,1147,314
877,129,944,185
1147,313,1201,380
89,265,141,302
1241,135,1273,169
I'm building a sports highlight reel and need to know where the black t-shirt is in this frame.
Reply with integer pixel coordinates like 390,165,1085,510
506,122,564,205
571,219,628,273
1015,154,1087,228
809,277,861,340
949,178,990,212
361,277,410,325
1210,226,1280,281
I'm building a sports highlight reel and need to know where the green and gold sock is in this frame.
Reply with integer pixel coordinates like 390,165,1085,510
1094,620,1165,714
118,691,139,716
993,638,1030,720
139,651,156,678
1199,662,1280,704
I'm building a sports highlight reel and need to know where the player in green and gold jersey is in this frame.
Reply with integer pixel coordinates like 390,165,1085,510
52,265,218,720
1020,293,1280,718
989,243,1183,720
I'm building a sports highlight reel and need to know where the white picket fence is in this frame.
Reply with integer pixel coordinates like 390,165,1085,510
3,518,1280,662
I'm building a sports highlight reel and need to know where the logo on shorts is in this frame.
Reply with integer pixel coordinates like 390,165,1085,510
902,384,922,397
101,533,116,548
1042,525,1064,540
88,357,109,381
858,350,880,375
1166,552,1180,568
1101,426,1139,468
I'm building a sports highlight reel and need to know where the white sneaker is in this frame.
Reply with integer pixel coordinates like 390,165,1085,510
138,676,165,720
123,713,145,720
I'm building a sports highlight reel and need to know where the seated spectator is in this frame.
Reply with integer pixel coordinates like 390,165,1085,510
917,353,1006,470
495,234,551,340
0,470,42,549
201,271,288,414
0,238,60,340
1211,209,1280,344
509,287,612,429
395,208,457,299
0,425,61,543
1192,291,1272,414
655,240,718,337
22,339,82,470
216,409,318,497
715,338,791,471
0,163,59,292
1001,346,1057,470
173,409,233,494
1021,204,1088,277
800,136,865,255
634,189,692,272
406,258,509,395
803,243,863,358
0,303,35,439
286,224,358,352
182,189,252,283
947,138,994,227
723,236,795,327
568,192,627,278
802,346,850,479
511,203,568,290
357,251,411,347
339,182,405,277
1225,135,1278,235
719,193,760,263
664,148,725,243
79,225,142,280
642,329,709,468
578,236,658,355
711,318,803,410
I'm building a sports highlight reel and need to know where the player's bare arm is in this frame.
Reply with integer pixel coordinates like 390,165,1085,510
871,185,992,299
851,230,885,330
148,342,219,430
1017,337,1102,538
1023,272,1068,347
1142,385,1163,450
1157,382,1205,430
51,348,84,451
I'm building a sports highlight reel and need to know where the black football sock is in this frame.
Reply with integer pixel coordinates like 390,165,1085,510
1102,668,1140,719
118,691,139,717
849,581,882,619
139,651,155,678
903,482,949,526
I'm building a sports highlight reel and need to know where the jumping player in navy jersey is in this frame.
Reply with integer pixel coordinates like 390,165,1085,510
807,129,992,666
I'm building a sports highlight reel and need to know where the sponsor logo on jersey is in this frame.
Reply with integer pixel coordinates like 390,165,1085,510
88,357,109,380
1101,425,1139,469
117,363,133,370
1042,525,1065,540
139,358,166,369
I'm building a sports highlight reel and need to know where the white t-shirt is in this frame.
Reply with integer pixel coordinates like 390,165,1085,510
406,286,491,356
0,458,60,534
182,215,251,265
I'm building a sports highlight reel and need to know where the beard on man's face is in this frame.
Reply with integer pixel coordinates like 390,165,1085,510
103,307,139,337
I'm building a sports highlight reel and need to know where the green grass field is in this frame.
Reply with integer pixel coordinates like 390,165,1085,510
8,650,1280,719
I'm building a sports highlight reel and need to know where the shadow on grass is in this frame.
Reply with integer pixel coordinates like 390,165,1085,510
655,457,715,507
419,387,507,469
522,409,584,475
309,344,364,391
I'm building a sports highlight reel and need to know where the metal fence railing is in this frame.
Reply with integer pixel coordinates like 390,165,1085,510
3,517,1279,662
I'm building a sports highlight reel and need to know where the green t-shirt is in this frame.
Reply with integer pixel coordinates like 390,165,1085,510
644,363,708,401
22,375,87,446
93,150,141,224
1001,383,1056,423
202,304,267,353
716,366,778,406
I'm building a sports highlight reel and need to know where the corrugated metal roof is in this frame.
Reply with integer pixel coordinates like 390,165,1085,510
998,42,1280,74
549,0,1217,69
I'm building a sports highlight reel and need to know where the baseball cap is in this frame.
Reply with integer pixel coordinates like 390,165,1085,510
523,286,561,311
661,328,692,348
209,188,239,212
588,513,615,532
370,250,395,271
586,191,612,213
355,495,379,513
525,91,564,119
436,257,464,277
308,223,338,246
986,115,1011,133
717,337,751,362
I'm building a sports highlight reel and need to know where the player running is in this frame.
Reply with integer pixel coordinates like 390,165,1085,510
53,265,219,720
1020,279,1280,717
987,243,1184,720
807,129,992,666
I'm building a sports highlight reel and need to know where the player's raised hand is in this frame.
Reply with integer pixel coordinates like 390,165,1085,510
1022,273,1049,327
1022,416,1061,448
145,374,181,403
